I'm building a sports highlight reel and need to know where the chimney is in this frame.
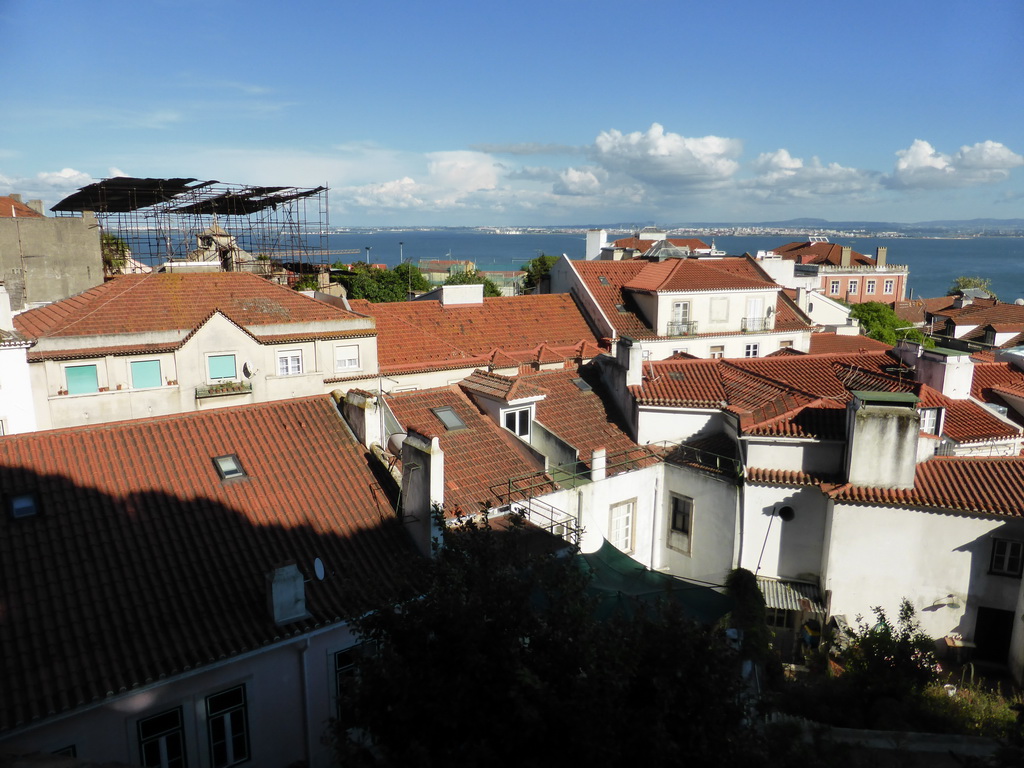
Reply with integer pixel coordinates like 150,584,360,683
339,389,383,448
914,348,975,400
840,246,852,267
586,229,608,260
9,193,21,203
591,448,607,481
266,563,309,624
875,246,887,267
400,429,445,557
616,336,644,387
845,391,919,490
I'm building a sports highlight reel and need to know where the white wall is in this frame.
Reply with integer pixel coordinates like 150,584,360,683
635,406,724,445
740,484,829,582
743,438,845,476
0,346,36,434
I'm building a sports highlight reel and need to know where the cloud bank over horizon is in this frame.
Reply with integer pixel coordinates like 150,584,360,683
3,125,1022,225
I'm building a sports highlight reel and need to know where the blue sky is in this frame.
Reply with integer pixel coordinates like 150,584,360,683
2,0,1022,225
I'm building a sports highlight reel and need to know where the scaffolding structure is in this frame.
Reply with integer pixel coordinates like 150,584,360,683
51,177,330,273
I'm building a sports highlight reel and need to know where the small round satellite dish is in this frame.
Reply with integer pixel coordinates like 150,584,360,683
313,557,326,581
1015,298,1024,306
777,506,795,522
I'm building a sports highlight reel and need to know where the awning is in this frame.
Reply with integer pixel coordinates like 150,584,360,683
756,576,825,613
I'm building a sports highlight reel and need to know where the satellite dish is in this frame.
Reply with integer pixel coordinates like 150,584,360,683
387,431,408,455
242,361,257,378
1015,298,1024,306
313,557,326,581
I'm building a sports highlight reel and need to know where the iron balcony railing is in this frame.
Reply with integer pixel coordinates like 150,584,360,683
667,320,698,337
195,380,253,399
742,316,771,333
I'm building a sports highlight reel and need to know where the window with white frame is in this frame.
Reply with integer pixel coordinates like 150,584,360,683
990,539,1023,577
744,343,759,358
829,280,840,295
503,408,531,438
848,279,859,295
138,708,186,768
609,499,636,553
131,360,163,389
779,340,794,349
335,344,360,372
884,279,895,294
919,408,942,435
206,685,250,768
710,345,725,359
207,354,237,382
668,494,693,554
866,279,876,295
276,349,302,376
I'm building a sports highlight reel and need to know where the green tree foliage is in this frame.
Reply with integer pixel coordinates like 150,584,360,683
293,275,320,291
101,233,129,276
850,301,931,346
520,253,559,291
948,275,996,299
337,262,430,302
724,568,777,670
331,516,758,767
443,267,502,297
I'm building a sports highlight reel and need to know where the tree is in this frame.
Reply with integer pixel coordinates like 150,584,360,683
331,516,756,767
520,253,559,291
948,275,996,299
443,267,502,297
337,263,430,302
101,233,129,277
850,301,931,346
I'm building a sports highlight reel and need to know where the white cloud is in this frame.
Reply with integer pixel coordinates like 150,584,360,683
425,151,500,192
471,142,581,156
0,168,94,208
553,167,604,196
744,149,881,201
889,139,1024,189
591,123,742,188
345,177,427,209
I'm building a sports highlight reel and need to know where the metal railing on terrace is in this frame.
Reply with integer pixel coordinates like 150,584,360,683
651,440,744,479
741,316,771,333
666,320,699,337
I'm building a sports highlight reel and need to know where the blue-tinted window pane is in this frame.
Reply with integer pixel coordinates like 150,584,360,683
131,360,162,389
66,365,99,394
208,355,236,380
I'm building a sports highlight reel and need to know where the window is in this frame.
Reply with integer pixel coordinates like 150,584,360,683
138,708,186,768
848,280,859,295
213,454,246,480
131,360,162,389
9,492,38,518
276,349,302,376
829,280,840,295
335,344,360,372
668,494,693,554
766,608,792,629
710,345,725,359
779,340,794,349
431,406,467,431
744,343,759,358
866,279,876,295
884,279,895,294
920,408,941,435
206,686,249,768
990,539,1023,577
208,354,237,381
609,499,636,553
334,645,372,722
504,408,530,438
65,364,99,395
710,297,729,322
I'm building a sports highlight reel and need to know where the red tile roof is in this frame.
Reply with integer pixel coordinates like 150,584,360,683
808,333,893,355
0,196,44,218
14,272,366,340
569,260,653,338
772,241,878,267
972,361,1024,401
622,258,776,293
0,396,422,734
385,387,555,515
349,294,601,374
459,369,547,402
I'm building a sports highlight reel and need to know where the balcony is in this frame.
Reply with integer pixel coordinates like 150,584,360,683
742,316,771,333
195,380,253,400
666,320,699,337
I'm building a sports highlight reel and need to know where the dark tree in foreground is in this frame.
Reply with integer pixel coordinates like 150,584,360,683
331,517,759,767
850,301,931,346
443,267,503,297
520,253,559,291
338,262,431,302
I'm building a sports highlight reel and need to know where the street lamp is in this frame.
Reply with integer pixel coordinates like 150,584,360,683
365,246,372,264
399,241,404,263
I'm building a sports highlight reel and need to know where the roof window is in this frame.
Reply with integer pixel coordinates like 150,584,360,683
213,454,246,480
598,276,610,286
9,492,38,518
572,378,593,392
432,406,467,431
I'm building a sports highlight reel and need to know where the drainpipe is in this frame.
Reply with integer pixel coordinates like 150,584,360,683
650,471,661,569
298,637,312,766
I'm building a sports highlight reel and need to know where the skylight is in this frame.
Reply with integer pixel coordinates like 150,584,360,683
572,378,592,392
9,493,38,518
598,276,610,286
213,454,246,479
432,406,467,431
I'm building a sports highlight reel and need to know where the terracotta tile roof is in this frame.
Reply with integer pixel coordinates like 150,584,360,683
514,368,657,474
971,361,1024,401
622,258,776,293
942,399,1021,443
774,293,814,331
569,260,653,338
0,196,44,218
629,359,728,407
772,241,877,267
766,347,806,357
0,396,422,734
827,456,1024,516
14,272,364,340
350,294,601,374
746,466,836,487
459,369,548,402
808,333,892,355
937,301,1024,329
385,387,555,515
